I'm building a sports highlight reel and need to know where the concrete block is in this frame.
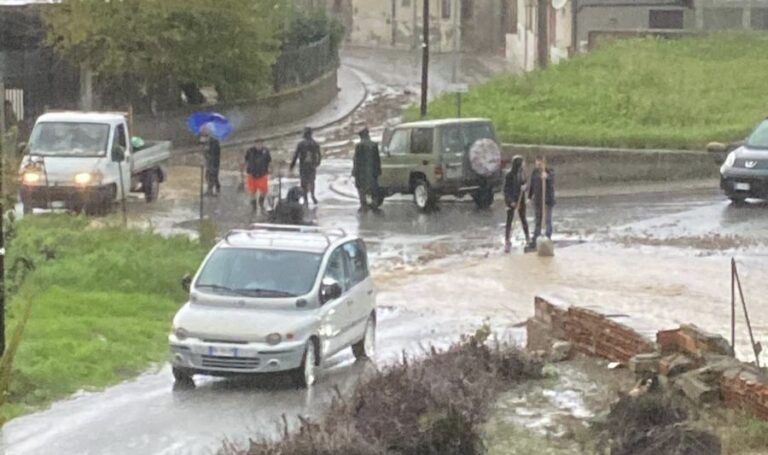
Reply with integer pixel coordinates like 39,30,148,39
659,353,697,378
675,372,720,405
630,352,661,374
526,318,553,351
549,340,573,362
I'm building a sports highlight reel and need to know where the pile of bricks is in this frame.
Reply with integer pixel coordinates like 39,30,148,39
528,295,655,363
526,295,768,422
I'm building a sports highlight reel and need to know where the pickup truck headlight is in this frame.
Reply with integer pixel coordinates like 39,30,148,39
21,171,41,185
723,151,737,168
74,172,102,186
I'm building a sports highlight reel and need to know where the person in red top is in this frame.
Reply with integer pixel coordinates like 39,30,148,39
241,138,272,214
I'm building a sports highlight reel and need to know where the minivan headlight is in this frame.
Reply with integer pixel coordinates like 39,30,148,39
173,327,189,340
22,171,41,185
266,333,282,345
724,151,736,168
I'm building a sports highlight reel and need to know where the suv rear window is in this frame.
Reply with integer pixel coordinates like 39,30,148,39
440,123,496,154
410,128,433,154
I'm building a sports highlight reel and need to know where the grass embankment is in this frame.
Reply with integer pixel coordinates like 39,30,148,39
3,215,204,420
412,33,768,149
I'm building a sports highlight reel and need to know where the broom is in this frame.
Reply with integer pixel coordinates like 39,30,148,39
537,157,554,257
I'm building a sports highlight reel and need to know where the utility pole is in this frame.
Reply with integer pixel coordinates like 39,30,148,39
451,0,461,117
0,81,6,356
537,0,549,69
420,0,430,118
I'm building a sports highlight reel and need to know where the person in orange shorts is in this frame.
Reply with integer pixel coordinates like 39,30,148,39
241,138,272,214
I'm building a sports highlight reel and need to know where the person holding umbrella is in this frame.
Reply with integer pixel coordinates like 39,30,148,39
241,138,272,215
290,127,322,208
200,125,221,197
352,127,382,212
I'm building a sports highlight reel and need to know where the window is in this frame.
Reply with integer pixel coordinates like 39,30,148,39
114,124,127,149
649,10,684,29
324,247,350,292
387,129,410,155
746,120,768,150
442,0,451,19
195,248,323,297
343,240,369,286
410,128,433,154
402,0,410,7
28,122,110,157
703,7,743,30
751,8,768,30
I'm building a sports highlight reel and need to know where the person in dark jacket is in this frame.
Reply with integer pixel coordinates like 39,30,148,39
241,138,272,214
352,128,382,212
271,186,307,225
290,127,322,207
201,126,221,196
528,156,555,248
503,155,530,253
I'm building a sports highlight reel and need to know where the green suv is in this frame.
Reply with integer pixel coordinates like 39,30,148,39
378,118,503,211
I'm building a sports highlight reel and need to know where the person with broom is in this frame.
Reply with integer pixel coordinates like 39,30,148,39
503,155,530,253
528,156,555,251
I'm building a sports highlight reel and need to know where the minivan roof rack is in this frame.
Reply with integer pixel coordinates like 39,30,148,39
222,224,348,247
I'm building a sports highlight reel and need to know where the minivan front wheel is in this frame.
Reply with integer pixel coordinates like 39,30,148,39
172,366,195,387
293,341,317,388
413,179,436,212
352,315,376,360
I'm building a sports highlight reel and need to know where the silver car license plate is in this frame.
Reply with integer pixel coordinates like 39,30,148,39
734,182,750,191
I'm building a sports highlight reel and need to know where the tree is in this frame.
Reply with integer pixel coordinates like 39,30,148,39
43,0,288,109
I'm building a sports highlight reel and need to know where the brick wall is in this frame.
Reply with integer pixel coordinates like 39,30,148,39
530,295,656,363
528,295,768,422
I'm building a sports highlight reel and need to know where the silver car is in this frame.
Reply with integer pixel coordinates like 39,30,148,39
169,224,377,388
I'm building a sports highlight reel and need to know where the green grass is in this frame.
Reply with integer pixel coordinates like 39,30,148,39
410,33,768,150
3,215,205,420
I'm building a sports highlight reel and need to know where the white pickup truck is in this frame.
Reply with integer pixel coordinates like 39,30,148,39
18,111,171,215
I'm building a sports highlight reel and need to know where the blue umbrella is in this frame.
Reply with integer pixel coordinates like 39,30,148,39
187,112,233,140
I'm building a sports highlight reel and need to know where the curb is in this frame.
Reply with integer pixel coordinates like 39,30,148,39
174,66,369,157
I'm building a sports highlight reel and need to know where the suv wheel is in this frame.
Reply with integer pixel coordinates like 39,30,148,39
293,341,317,388
413,179,436,212
472,186,494,209
729,196,747,206
352,315,376,360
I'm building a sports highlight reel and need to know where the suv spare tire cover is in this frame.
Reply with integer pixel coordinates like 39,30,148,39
468,139,502,177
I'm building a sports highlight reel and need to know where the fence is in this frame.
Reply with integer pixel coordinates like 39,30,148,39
272,35,338,92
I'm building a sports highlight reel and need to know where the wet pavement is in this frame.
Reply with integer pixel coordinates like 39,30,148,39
6,48,768,455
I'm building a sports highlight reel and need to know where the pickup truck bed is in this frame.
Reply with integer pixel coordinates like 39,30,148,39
132,141,171,175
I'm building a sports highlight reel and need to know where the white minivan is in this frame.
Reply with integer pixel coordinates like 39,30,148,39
169,224,377,388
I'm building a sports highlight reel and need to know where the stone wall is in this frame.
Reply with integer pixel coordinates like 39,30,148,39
502,143,718,188
132,69,339,147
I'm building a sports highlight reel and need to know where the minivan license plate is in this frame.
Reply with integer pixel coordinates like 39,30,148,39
735,182,750,191
208,346,239,357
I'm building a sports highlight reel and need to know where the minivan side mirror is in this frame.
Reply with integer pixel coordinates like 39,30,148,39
320,277,342,304
17,142,27,155
181,273,192,292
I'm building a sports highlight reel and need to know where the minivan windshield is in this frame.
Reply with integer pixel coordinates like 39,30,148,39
29,122,110,157
746,120,768,149
194,248,323,298
440,123,496,154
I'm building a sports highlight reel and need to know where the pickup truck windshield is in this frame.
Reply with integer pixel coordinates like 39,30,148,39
746,120,768,149
195,248,323,298
29,122,110,157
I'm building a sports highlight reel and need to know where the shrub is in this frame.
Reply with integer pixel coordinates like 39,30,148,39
222,331,543,454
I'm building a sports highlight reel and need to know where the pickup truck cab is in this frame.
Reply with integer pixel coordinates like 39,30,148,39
378,118,503,211
19,111,170,215
169,224,377,388
717,118,768,204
